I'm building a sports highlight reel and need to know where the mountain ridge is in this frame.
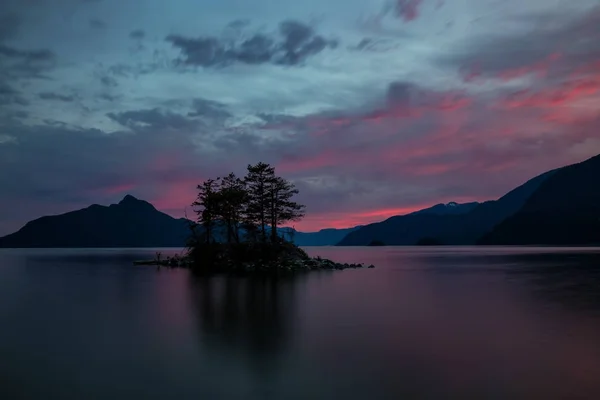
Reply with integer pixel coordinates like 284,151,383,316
0,195,361,248
337,170,556,246
479,154,600,245
0,195,191,248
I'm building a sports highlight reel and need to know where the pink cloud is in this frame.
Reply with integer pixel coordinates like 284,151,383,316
395,0,424,22
461,53,563,84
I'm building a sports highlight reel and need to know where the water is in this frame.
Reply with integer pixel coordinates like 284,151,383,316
2,247,600,399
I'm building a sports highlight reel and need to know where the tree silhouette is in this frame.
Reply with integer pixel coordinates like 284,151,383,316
267,176,305,243
216,173,247,244
192,178,221,244
244,162,276,243
191,162,305,247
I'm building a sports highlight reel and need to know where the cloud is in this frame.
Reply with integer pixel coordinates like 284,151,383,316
39,92,76,102
0,45,54,62
89,18,107,29
442,5,600,82
352,37,400,53
1,0,599,236
394,0,424,22
129,29,145,40
166,19,337,68
243,72,600,224
0,82,18,95
0,134,17,145
277,20,335,65
98,93,119,102
0,81,28,106
0,112,207,233
188,98,231,119
0,44,56,79
99,75,118,87
107,108,201,131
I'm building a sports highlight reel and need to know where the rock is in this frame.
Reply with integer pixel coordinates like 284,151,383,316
368,264,375,269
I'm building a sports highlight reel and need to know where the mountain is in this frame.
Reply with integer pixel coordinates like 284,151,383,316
0,195,359,248
0,195,191,248
283,226,362,246
411,201,480,216
337,171,555,246
479,154,600,245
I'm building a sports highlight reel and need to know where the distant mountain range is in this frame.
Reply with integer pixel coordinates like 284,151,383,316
0,195,190,248
0,195,358,248
337,170,555,246
0,195,189,247
281,227,362,246
479,154,600,245
1,154,598,248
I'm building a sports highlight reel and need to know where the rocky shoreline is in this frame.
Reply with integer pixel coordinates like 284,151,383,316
134,253,375,274
237,256,375,274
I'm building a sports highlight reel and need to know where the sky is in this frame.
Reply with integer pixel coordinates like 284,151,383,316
0,0,599,235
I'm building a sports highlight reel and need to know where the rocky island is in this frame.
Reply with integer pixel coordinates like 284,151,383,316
135,162,375,274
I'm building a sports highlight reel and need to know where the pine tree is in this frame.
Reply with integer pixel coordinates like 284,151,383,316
217,173,247,244
244,162,276,243
267,176,305,243
192,178,221,244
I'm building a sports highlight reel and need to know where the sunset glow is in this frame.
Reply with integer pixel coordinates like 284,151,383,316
1,0,599,234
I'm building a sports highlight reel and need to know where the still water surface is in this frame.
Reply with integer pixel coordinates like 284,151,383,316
2,247,600,399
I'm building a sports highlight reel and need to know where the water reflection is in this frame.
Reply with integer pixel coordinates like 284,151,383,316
186,274,305,366
503,252,600,313
3,247,600,399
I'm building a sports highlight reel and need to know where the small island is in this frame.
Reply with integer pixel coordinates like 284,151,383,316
136,162,374,274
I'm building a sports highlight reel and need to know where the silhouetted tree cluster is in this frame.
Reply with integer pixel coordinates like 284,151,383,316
191,162,305,246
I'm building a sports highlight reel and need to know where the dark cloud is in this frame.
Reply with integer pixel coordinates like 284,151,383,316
0,45,54,61
276,20,333,65
440,6,600,80
129,29,145,40
107,108,201,131
0,44,56,80
100,75,118,87
98,93,118,102
166,36,226,67
236,34,275,64
0,82,18,95
166,20,337,68
352,37,400,53
89,18,107,29
39,92,76,102
386,81,417,106
188,98,231,119
0,80,28,106
97,61,163,80
107,64,131,77
227,19,251,30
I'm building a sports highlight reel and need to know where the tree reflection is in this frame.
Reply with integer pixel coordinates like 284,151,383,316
186,273,305,368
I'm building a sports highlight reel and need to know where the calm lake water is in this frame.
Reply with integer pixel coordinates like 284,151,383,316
2,247,600,399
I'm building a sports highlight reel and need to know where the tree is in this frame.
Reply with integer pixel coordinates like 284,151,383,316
216,173,247,244
244,162,276,243
266,176,305,243
191,162,305,248
192,178,221,244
